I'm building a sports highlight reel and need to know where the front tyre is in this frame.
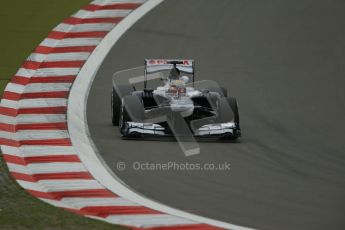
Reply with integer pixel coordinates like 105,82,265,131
111,87,121,126
111,84,134,126
119,95,145,136
217,97,241,140
226,97,240,127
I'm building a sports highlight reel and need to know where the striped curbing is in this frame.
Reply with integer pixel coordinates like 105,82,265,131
0,0,227,229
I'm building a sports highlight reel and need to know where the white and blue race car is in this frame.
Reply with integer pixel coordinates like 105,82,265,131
111,59,241,140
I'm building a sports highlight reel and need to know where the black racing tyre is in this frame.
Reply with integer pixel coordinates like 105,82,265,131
217,97,241,140
226,97,240,125
119,95,145,130
111,87,120,126
220,87,228,97
217,97,240,125
111,84,134,126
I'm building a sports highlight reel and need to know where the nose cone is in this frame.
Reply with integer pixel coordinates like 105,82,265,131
170,98,194,117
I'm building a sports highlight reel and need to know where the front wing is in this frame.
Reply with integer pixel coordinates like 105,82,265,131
120,121,241,140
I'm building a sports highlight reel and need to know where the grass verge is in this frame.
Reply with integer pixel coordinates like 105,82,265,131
0,156,126,230
0,1,126,229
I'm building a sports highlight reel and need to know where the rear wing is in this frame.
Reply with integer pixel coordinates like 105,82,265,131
145,59,194,73
144,59,195,88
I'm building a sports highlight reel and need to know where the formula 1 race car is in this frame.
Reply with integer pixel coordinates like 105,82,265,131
111,59,241,140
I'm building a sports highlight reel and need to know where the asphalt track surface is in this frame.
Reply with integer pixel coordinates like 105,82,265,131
87,1,345,229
